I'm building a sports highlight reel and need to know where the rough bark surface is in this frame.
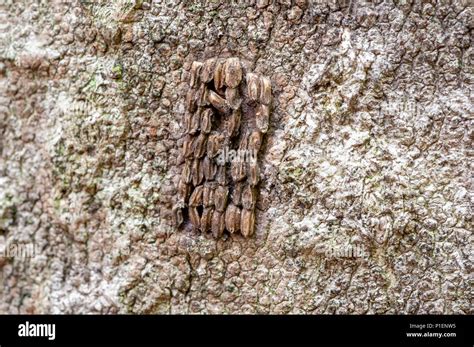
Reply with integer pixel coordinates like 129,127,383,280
0,0,472,314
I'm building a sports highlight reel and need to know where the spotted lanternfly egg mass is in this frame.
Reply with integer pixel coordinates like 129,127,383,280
173,57,272,238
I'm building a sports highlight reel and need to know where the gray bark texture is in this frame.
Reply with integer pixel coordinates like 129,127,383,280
0,0,472,314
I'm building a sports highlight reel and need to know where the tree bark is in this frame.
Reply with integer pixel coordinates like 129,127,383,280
0,0,472,314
